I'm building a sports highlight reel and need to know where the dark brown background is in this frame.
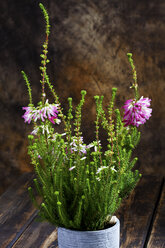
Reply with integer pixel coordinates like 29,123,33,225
0,0,164,194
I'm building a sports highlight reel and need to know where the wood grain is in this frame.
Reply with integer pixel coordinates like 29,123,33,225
116,176,163,248
13,216,58,248
0,173,37,248
147,179,165,248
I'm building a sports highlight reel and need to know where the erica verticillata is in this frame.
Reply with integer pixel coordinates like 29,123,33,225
22,99,61,124
123,96,152,127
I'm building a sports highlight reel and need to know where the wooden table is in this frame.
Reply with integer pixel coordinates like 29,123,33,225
0,173,164,248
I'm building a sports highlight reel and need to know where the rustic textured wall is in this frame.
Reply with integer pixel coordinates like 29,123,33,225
0,0,164,194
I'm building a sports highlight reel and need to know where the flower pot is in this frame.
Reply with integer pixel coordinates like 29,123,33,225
58,217,120,248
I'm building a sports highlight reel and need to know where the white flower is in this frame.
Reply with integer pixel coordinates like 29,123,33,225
31,127,39,135
80,156,86,160
94,146,98,152
111,166,117,172
94,140,101,152
69,166,76,171
96,166,108,174
56,119,61,125
31,124,50,136
70,136,87,154
86,143,95,149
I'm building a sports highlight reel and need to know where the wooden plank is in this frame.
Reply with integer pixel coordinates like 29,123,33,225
13,216,58,248
147,179,165,248
116,176,163,248
0,173,38,248
0,173,33,214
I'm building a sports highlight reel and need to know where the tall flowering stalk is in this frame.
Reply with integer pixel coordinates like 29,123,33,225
127,53,139,100
22,3,152,231
39,3,50,105
122,53,152,127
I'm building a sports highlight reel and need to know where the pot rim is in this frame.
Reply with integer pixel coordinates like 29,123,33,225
58,217,119,234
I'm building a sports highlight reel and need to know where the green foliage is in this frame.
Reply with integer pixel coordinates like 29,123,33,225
73,90,86,145
127,53,137,84
127,53,139,100
27,89,141,230
23,3,142,231
39,3,50,105
21,71,33,105
39,3,50,36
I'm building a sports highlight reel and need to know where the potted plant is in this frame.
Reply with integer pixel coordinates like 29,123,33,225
22,3,152,248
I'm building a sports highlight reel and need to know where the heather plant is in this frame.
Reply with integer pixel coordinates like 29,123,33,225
22,3,152,231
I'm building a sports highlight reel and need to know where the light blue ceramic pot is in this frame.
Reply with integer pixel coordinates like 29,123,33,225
58,217,120,248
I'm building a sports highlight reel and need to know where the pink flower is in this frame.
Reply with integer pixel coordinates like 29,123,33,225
33,100,59,123
48,116,61,125
22,100,61,124
22,106,34,124
123,96,152,127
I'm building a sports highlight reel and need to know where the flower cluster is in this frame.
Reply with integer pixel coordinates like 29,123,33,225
70,136,87,154
22,99,60,125
69,137,101,155
123,96,152,127
31,125,51,136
